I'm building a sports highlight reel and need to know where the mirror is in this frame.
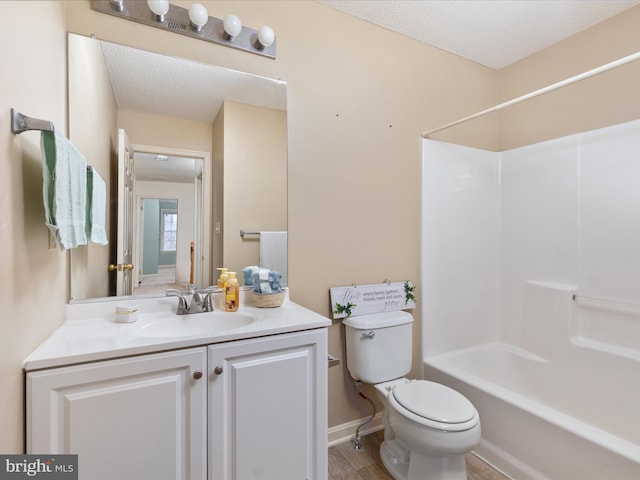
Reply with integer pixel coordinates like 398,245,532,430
68,33,287,301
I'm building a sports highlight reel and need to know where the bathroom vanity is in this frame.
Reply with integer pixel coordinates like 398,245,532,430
23,293,330,480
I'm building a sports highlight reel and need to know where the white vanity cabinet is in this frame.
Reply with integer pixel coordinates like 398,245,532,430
208,329,328,480
26,327,328,480
26,347,207,480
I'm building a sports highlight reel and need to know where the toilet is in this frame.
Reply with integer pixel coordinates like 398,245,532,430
343,311,481,480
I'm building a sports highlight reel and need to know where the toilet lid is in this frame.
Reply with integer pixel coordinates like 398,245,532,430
392,381,477,426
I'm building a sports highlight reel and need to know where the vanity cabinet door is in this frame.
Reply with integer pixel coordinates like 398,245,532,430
27,347,207,480
208,328,328,480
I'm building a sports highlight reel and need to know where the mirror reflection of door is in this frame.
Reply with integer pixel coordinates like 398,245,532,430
135,199,180,294
113,129,135,297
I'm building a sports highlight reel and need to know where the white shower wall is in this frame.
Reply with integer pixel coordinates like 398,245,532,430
421,141,501,356
500,136,580,347
421,118,640,357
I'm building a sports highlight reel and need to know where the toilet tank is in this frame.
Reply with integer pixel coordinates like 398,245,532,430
343,311,414,384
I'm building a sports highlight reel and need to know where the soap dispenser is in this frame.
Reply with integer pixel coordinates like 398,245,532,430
224,272,239,312
217,268,229,289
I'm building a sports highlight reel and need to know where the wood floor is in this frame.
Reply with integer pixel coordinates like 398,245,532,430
328,430,510,480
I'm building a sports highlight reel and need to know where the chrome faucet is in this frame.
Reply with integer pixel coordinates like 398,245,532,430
166,288,216,315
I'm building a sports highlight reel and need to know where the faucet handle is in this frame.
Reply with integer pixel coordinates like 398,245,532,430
166,289,189,314
196,287,217,312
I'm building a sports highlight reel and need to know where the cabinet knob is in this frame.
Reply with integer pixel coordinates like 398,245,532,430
213,366,223,375
193,370,203,380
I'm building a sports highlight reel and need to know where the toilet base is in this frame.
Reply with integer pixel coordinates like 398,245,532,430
380,438,468,480
380,439,410,480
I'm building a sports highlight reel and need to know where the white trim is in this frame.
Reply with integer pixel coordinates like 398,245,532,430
327,413,384,447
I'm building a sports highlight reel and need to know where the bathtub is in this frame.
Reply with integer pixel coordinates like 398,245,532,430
424,341,640,479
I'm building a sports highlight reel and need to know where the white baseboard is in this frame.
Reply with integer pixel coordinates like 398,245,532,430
328,413,384,447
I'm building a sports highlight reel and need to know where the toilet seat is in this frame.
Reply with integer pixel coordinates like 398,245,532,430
390,380,478,432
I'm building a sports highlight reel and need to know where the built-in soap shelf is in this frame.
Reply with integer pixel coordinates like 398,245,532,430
571,291,640,360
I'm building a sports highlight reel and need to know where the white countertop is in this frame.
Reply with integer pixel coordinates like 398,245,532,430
23,290,331,371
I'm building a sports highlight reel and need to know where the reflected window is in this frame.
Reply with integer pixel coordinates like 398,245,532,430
161,209,178,252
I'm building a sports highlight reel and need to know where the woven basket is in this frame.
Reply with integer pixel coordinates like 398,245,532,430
251,291,285,308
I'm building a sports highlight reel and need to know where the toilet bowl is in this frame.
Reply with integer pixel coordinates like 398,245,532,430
374,378,481,480
343,311,481,480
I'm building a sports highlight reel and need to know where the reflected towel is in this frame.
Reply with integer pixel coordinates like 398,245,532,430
86,167,108,245
259,231,287,285
41,128,87,250
243,265,259,286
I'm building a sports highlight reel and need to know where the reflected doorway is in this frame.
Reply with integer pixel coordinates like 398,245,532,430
130,145,210,296
134,198,182,295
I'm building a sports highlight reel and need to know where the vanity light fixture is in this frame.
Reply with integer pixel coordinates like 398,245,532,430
93,0,276,59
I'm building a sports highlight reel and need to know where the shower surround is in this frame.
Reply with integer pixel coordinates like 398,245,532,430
421,119,640,479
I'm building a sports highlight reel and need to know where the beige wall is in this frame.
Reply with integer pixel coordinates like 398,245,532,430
118,110,214,154
212,106,225,275
222,101,287,277
68,32,118,299
495,5,640,150
4,0,639,452
0,2,68,452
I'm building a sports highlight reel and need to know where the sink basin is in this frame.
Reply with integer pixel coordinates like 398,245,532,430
135,312,255,338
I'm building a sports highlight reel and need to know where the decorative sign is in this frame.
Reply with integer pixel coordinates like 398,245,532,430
330,281,416,319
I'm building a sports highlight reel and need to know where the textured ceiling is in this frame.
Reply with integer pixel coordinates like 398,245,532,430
134,152,200,183
99,39,287,182
100,40,287,124
318,0,640,69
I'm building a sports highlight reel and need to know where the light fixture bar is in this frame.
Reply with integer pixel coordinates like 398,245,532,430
91,0,276,59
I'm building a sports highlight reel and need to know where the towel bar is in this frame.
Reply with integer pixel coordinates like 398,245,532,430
12,109,97,175
10,108,54,134
240,230,260,238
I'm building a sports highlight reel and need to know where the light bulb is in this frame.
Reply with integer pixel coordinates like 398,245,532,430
147,0,169,21
223,14,242,39
189,3,208,31
256,26,275,49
